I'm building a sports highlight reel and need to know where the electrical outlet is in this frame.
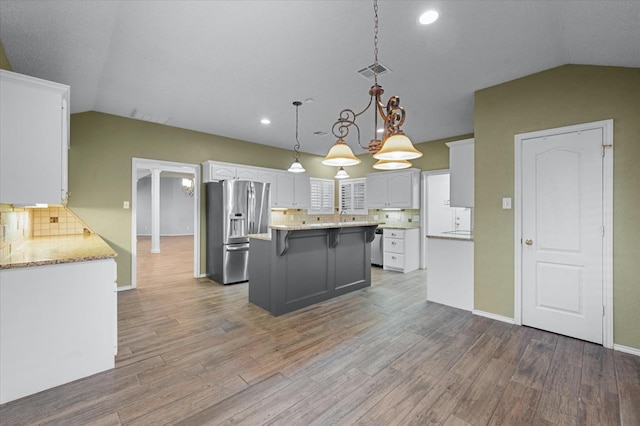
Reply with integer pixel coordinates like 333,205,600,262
502,198,512,209
123,201,130,209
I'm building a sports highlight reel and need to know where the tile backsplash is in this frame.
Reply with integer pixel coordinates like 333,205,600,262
269,208,420,227
0,204,90,260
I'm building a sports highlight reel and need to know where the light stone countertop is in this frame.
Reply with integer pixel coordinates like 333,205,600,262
268,221,382,231
248,233,271,241
427,233,474,241
379,224,421,230
0,234,117,269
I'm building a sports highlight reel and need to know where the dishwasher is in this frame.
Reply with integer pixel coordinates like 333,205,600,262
371,228,383,266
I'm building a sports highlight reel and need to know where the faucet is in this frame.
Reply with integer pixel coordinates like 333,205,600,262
340,210,347,222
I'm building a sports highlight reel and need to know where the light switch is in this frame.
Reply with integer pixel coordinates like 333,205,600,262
502,198,512,209
123,201,130,209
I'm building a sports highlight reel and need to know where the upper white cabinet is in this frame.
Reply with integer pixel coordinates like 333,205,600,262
339,178,367,215
366,169,420,209
309,178,335,214
446,138,474,207
275,172,310,209
202,161,259,182
0,70,70,205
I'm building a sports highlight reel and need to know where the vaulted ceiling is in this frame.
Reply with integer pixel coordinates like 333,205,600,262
1,1,639,155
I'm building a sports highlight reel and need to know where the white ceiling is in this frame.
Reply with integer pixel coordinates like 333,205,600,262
1,1,639,156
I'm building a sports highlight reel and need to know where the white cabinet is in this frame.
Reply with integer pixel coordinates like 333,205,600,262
256,169,278,208
309,178,335,214
366,169,420,209
383,228,420,273
275,172,310,209
446,138,474,207
339,178,367,215
0,259,117,404
427,238,474,311
0,70,70,205
202,161,259,182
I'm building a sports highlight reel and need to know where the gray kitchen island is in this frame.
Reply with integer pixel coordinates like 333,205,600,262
248,222,379,316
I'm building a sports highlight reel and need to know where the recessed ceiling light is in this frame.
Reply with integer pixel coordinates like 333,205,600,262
419,10,439,25
260,118,271,125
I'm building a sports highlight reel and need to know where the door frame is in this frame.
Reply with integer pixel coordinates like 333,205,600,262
130,157,201,289
514,119,613,348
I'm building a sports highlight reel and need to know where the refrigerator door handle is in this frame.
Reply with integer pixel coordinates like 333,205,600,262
248,184,255,234
225,243,250,251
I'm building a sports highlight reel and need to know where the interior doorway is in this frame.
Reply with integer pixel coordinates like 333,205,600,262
514,119,613,347
131,158,201,289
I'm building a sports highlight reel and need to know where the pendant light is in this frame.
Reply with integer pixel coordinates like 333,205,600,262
324,0,422,171
287,101,306,173
334,167,350,179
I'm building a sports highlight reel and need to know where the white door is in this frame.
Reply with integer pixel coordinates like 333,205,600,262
521,128,604,344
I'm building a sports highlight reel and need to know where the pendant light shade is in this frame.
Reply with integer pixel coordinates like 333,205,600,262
288,159,305,173
372,159,412,170
334,167,350,179
373,132,423,161
322,139,361,166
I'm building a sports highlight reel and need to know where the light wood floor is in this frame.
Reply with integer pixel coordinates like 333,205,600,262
1,235,638,425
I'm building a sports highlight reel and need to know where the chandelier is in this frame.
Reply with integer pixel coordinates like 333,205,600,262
287,101,306,173
322,0,422,170
181,177,194,197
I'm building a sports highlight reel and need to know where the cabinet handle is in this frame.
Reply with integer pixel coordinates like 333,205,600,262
392,241,397,245
392,256,397,260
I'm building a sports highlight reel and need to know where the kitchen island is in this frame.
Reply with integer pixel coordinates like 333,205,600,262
248,222,378,316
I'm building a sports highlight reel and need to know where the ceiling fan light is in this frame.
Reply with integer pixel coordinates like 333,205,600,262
334,167,350,179
373,132,423,160
287,159,306,173
322,139,362,166
373,159,412,170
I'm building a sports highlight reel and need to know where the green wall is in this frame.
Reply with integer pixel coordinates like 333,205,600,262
474,64,640,349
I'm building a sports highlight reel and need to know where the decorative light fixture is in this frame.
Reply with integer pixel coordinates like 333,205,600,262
335,167,350,179
323,0,423,171
288,101,306,173
181,177,194,197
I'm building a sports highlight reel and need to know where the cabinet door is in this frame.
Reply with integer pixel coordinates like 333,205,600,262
293,174,311,209
256,170,277,207
208,163,236,181
0,71,68,205
387,173,413,208
366,174,389,208
275,172,295,207
236,166,259,181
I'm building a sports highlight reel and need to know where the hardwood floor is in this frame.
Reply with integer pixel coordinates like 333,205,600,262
1,235,638,425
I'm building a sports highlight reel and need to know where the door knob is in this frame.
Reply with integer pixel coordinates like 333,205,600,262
525,239,533,245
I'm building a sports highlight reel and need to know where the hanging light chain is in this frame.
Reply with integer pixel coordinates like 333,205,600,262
293,101,302,161
373,0,379,87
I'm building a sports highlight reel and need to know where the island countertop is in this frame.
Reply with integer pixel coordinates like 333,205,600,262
0,234,117,269
268,221,381,231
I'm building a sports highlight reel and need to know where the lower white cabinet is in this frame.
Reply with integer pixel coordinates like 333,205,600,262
426,237,474,311
0,259,117,404
383,228,419,273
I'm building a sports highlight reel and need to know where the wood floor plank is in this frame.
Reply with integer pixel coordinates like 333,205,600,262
0,236,635,425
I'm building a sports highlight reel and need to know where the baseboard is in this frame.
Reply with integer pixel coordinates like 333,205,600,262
197,273,207,278
137,233,195,237
116,285,133,292
614,344,640,357
472,310,516,324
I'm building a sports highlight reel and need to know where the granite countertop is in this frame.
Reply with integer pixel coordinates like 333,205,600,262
0,234,117,270
379,224,421,230
427,231,474,241
269,221,382,231
248,233,271,241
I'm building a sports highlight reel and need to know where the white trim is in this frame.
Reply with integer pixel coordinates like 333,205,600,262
131,158,201,289
514,119,614,348
613,344,640,357
136,233,196,237
116,285,134,292
473,310,516,324
196,273,207,278
420,169,450,269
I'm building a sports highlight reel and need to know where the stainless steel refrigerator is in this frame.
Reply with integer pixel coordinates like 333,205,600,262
206,180,270,284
